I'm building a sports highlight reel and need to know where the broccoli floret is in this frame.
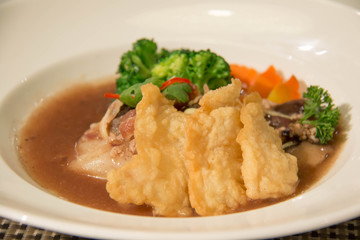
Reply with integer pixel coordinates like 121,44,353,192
115,39,232,107
188,50,231,93
116,38,167,93
151,49,231,93
151,50,190,80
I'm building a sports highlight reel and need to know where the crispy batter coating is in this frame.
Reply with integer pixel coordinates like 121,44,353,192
106,84,192,217
106,79,299,216
199,79,242,111
237,93,298,199
185,79,247,216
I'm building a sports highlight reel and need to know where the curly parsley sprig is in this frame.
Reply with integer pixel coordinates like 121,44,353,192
300,86,340,144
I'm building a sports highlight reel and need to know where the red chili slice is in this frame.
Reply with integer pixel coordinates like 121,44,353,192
160,77,191,91
104,93,120,99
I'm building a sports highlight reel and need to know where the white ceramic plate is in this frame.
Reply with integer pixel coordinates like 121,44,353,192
1,0,360,239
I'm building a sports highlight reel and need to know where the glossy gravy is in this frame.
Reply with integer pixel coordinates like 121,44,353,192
16,78,344,217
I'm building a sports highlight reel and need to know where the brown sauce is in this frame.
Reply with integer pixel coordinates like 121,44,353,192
16,77,345,217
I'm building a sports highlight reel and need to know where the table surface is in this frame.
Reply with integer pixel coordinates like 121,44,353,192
0,215,359,240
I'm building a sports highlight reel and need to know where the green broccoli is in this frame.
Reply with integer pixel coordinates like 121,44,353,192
115,39,232,107
151,50,190,80
188,50,231,92
151,49,231,93
300,86,340,144
116,38,168,93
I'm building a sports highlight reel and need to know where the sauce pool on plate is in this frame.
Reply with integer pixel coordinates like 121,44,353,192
16,76,344,217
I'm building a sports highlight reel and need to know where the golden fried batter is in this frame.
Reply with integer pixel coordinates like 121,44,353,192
185,79,247,216
107,79,299,216
106,84,192,217
237,93,298,199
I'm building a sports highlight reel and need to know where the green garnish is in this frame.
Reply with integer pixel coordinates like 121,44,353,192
118,78,163,108
300,85,340,144
115,38,231,107
162,83,192,103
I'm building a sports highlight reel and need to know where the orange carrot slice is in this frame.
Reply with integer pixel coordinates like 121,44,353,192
285,75,301,100
248,65,283,98
267,83,291,104
267,75,301,103
230,64,258,88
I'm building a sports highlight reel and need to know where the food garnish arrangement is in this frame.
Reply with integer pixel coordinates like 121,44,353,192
18,38,342,217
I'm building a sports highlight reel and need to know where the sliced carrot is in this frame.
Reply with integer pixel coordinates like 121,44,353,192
248,65,283,98
260,65,283,85
231,64,300,103
267,83,291,104
284,75,301,100
248,75,274,98
267,75,301,104
230,64,258,88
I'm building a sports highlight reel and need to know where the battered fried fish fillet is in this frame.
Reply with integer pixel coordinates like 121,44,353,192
106,84,192,217
237,93,298,199
185,79,247,216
